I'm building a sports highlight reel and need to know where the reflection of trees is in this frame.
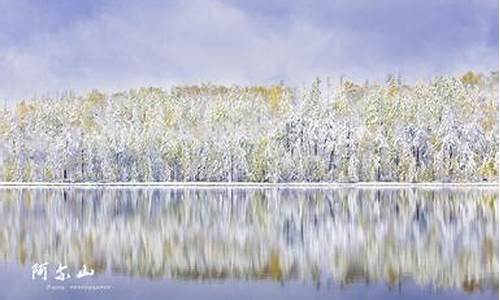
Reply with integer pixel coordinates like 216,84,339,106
0,188,497,292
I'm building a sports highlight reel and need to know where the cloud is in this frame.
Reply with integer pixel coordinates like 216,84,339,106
0,0,497,101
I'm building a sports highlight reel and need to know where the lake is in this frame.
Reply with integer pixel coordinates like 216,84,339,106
0,187,497,300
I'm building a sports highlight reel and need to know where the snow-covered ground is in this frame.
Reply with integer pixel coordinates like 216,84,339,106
0,181,497,189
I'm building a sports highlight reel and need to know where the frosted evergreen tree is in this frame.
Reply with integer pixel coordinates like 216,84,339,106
0,72,497,183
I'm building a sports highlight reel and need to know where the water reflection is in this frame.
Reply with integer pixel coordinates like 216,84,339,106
0,188,497,294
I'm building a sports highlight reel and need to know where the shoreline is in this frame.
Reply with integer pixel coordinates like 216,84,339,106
0,181,497,189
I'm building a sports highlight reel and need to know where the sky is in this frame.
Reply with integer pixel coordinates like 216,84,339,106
0,0,498,101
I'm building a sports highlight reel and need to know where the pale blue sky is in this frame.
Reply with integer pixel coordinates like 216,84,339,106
0,0,498,100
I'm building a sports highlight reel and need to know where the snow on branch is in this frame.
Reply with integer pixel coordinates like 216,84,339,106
0,72,498,183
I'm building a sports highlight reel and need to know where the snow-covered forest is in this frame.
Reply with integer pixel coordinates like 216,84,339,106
0,71,498,182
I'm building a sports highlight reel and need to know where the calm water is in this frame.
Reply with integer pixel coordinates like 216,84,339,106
0,187,497,300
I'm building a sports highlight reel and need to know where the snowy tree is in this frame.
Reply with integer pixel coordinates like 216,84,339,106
0,71,497,183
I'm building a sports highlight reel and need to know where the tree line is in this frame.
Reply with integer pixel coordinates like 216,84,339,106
0,71,497,182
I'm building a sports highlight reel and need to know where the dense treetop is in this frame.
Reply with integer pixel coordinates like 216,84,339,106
0,71,497,182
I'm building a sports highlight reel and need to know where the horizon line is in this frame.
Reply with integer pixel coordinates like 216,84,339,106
0,182,497,190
